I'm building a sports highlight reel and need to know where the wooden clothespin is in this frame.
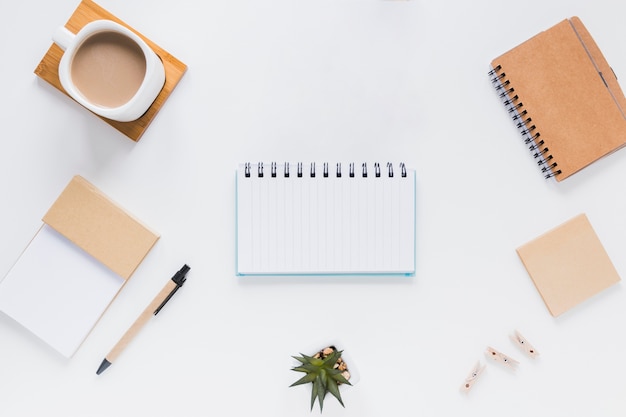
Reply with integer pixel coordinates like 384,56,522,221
510,330,539,358
485,346,519,370
460,361,486,393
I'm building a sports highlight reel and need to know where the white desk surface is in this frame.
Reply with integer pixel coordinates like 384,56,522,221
2,1,626,416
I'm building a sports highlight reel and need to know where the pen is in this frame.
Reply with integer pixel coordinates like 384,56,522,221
96,264,190,375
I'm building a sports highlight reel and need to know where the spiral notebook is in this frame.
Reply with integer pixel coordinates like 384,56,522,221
489,16,626,181
235,162,416,276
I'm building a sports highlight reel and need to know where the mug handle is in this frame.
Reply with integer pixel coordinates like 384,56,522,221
52,26,75,51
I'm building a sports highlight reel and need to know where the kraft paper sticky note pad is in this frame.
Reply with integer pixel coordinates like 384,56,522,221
516,214,621,317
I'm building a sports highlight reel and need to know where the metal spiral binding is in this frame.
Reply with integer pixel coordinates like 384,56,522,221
243,162,407,178
488,65,561,179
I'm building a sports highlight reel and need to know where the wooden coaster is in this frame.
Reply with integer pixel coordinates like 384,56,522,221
34,0,187,141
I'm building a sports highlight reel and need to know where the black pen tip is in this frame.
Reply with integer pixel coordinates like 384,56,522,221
96,359,112,375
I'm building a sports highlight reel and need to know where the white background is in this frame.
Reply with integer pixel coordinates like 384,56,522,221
1,1,626,416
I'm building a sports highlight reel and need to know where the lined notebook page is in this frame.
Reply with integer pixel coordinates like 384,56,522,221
236,162,416,275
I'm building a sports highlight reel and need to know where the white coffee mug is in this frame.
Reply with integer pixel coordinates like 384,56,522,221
53,20,165,122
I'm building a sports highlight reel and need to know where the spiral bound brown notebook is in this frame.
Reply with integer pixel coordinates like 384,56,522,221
489,17,626,181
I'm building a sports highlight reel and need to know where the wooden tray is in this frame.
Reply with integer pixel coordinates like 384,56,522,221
34,0,187,141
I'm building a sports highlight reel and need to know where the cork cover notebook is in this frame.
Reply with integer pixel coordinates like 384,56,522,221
489,17,626,181
516,214,621,317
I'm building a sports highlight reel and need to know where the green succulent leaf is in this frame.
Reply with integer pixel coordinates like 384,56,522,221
319,369,327,389
292,355,307,364
322,350,342,366
331,372,352,386
326,379,344,407
299,353,324,366
312,376,326,411
291,363,319,373
290,372,317,387
310,358,325,367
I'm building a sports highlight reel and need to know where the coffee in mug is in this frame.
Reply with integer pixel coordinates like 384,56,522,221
53,20,165,122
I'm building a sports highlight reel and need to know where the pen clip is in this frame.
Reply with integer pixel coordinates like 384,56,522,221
154,264,190,315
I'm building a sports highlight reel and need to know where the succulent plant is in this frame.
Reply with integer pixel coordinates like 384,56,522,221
290,346,352,412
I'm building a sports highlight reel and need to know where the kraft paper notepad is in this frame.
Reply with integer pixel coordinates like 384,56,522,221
516,214,621,317
489,16,626,181
236,162,416,276
0,176,159,357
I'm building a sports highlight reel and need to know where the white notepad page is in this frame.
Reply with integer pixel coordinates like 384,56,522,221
0,225,125,357
236,162,416,275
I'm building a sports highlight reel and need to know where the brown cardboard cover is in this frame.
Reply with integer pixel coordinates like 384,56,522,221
516,214,621,317
42,176,159,280
491,17,626,181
